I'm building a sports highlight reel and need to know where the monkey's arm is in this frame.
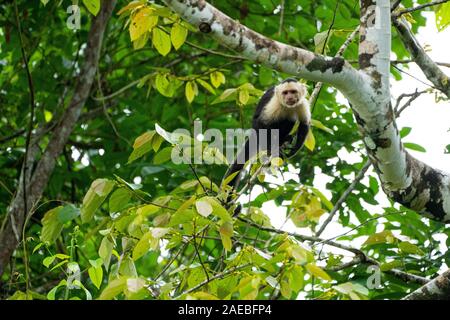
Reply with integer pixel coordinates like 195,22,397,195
283,121,310,158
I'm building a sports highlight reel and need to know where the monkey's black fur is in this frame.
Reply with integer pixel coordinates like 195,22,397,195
223,80,310,193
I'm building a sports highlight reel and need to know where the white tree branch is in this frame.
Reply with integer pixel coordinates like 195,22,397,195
393,17,450,98
163,0,450,223
162,0,361,90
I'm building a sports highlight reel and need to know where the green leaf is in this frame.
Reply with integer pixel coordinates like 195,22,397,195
128,131,155,163
137,204,161,216
47,280,67,300
311,119,333,135
43,256,56,268
152,28,171,56
398,241,425,255
219,221,233,252
404,142,426,153
153,146,173,165
400,127,412,138
171,23,188,50
380,260,403,271
57,204,80,223
81,179,115,223
212,88,237,104
310,187,333,211
82,0,100,16
132,231,153,261
436,2,450,31
40,207,64,243
196,79,216,95
98,277,127,300
109,188,132,213
99,237,113,269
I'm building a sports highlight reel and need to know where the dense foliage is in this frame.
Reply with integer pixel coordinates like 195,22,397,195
1,0,450,300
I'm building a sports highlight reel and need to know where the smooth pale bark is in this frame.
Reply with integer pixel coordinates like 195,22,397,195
161,0,450,224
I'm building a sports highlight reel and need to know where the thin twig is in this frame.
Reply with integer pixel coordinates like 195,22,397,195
394,0,450,18
315,160,372,237
238,217,429,284
173,263,251,299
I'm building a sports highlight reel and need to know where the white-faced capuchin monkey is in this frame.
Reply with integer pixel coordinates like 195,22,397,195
222,78,311,196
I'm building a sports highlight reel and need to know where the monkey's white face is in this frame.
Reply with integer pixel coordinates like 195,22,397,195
276,82,307,108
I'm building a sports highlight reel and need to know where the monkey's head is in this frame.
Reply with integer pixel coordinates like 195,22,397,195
275,79,307,108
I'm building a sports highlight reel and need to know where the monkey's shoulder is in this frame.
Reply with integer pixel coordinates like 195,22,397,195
253,86,275,118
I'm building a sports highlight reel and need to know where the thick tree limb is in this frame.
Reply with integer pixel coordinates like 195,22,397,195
402,269,450,300
0,0,117,277
393,18,450,98
161,0,450,224
162,0,450,224
161,0,362,91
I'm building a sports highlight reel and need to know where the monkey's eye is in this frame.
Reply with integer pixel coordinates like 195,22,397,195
282,91,288,95
289,90,297,94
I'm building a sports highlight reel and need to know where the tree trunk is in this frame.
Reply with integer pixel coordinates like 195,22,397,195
0,0,117,277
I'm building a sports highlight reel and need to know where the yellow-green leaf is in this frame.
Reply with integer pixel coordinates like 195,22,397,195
98,277,127,300
436,2,450,31
81,179,115,223
170,23,188,50
185,81,198,103
129,7,155,41
210,71,226,88
363,230,397,246
88,266,103,290
238,89,250,105
305,263,332,281
304,129,315,151
40,206,64,244
311,119,334,135
196,79,216,95
128,131,155,163
82,0,100,16
152,28,171,56
398,241,425,255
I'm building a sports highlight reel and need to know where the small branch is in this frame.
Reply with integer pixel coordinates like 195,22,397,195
238,217,429,285
394,89,428,116
192,221,210,282
391,0,402,11
392,59,450,69
173,263,251,299
393,17,450,98
0,129,26,144
315,160,371,237
394,0,450,18
278,0,285,36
